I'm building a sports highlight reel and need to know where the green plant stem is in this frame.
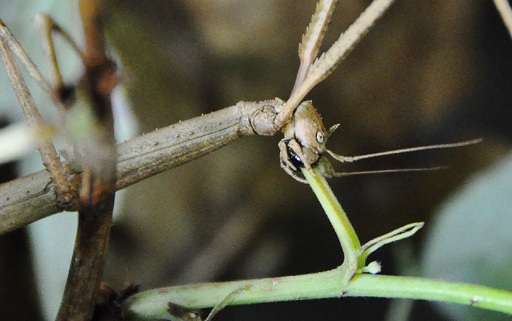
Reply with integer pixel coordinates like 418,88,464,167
122,166,512,320
122,272,512,320
347,274,512,311
301,167,361,274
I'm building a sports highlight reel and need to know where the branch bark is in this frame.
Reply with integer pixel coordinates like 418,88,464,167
0,99,281,235
55,0,119,319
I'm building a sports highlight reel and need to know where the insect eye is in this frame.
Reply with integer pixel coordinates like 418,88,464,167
316,131,325,143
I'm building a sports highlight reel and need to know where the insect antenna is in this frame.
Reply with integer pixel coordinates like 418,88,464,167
324,166,447,178
326,138,482,163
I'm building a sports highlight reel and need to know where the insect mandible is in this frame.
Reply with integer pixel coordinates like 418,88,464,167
279,100,339,183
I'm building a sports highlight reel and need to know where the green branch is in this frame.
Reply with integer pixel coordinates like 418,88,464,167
301,167,360,274
347,274,512,313
122,164,512,320
122,271,512,320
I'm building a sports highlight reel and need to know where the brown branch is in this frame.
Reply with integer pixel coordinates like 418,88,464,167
56,0,118,320
0,99,280,235
55,197,115,321
79,0,107,68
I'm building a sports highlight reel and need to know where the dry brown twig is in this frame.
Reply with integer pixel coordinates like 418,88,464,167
54,0,119,319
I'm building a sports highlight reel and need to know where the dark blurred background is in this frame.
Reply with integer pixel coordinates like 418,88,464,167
2,0,512,320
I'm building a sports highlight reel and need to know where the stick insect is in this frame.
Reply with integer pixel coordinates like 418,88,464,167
0,0,480,231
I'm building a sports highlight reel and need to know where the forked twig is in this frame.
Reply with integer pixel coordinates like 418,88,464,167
358,222,424,260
